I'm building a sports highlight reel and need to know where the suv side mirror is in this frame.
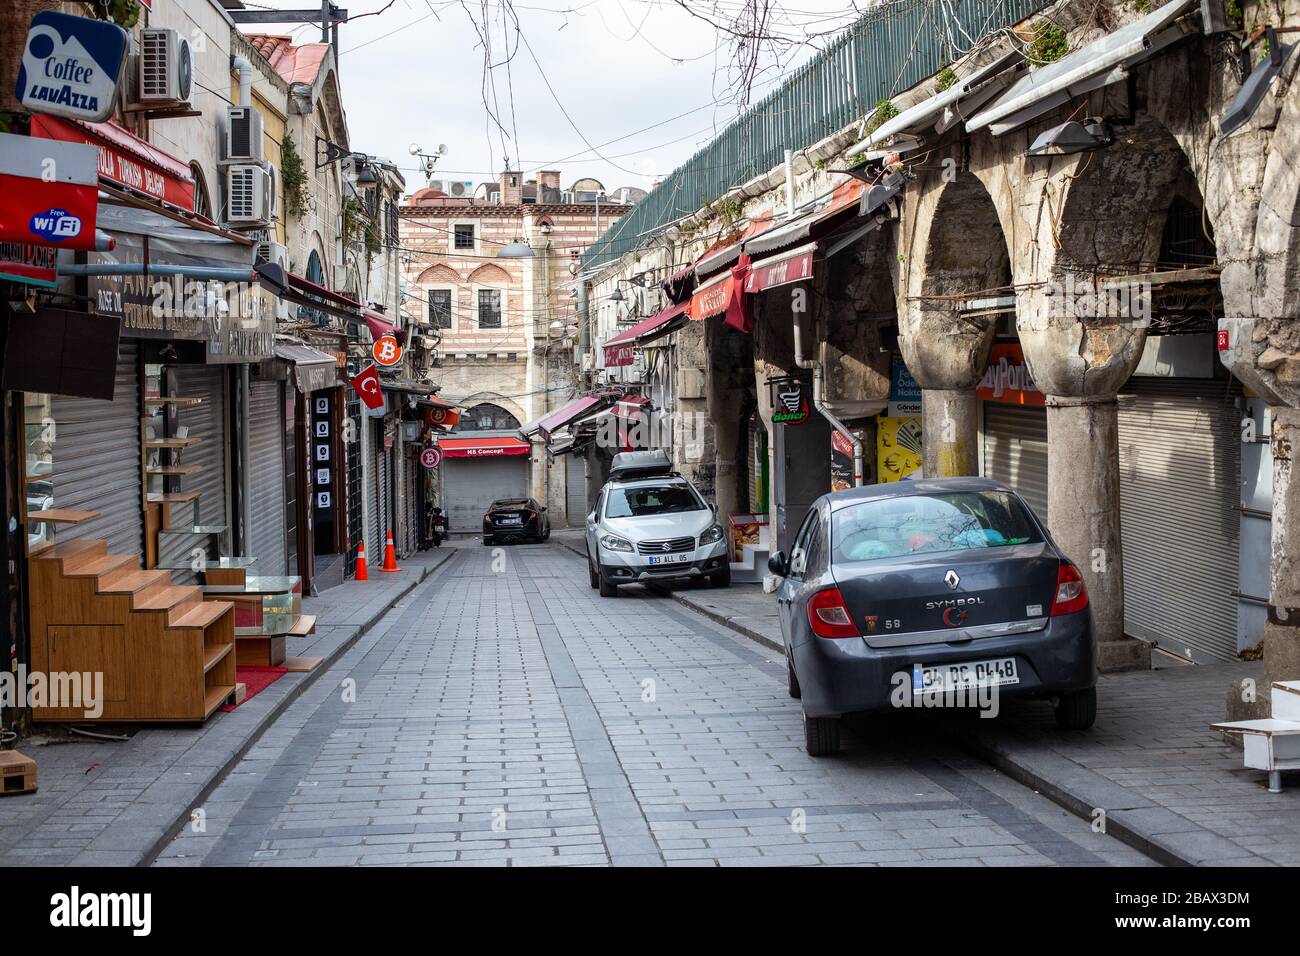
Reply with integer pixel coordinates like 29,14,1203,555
710,502,718,514
767,551,788,577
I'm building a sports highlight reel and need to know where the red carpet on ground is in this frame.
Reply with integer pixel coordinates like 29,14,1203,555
219,666,288,712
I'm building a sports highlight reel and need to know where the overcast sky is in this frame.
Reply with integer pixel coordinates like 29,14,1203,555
241,0,866,196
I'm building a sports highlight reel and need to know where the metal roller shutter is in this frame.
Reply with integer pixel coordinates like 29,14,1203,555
162,365,230,575
48,342,142,557
565,455,587,526
403,454,418,554
1117,378,1241,663
981,403,1049,522
367,426,383,560
442,456,529,531
248,379,287,577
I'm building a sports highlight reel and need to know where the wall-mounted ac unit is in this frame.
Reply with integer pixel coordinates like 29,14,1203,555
226,164,274,228
223,107,264,164
139,28,193,105
445,180,473,198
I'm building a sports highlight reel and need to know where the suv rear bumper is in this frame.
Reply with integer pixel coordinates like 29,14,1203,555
793,609,1097,718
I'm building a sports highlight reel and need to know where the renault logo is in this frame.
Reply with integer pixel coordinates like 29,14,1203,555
944,569,960,590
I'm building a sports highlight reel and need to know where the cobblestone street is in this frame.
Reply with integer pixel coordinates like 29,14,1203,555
154,542,1151,867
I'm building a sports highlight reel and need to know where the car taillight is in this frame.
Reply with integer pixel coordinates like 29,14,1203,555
807,587,860,639
1050,562,1089,616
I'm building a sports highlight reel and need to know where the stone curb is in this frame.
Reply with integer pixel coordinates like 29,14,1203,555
135,549,458,867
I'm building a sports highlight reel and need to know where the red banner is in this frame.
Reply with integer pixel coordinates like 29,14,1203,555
689,273,735,321
604,343,635,367
0,242,59,286
32,114,195,209
745,248,814,293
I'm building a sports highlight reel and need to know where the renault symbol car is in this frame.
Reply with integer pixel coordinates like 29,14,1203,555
769,477,1096,756
585,450,731,596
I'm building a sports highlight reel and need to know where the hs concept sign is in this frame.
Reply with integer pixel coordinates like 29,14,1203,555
16,12,128,123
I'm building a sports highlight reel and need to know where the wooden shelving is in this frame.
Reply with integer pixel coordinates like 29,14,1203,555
144,437,201,449
27,508,100,525
145,464,202,476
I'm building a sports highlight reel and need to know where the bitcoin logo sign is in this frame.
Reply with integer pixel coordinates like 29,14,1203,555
371,334,402,366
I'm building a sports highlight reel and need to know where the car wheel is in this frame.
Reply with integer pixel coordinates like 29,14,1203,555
482,536,494,546
709,564,731,588
587,552,599,590
598,569,619,597
543,527,551,541
803,711,839,756
786,652,801,700
1054,687,1097,731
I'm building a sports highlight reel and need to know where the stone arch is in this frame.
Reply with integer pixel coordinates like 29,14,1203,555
457,402,523,432
417,263,463,285
467,262,512,286
454,391,527,431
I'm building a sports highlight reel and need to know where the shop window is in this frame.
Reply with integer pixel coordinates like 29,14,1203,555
477,289,502,328
428,289,452,329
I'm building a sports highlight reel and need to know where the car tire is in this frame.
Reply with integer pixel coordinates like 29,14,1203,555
543,527,551,541
709,564,731,588
1054,687,1097,731
587,552,599,590
482,536,494,546
786,652,801,700
803,711,839,756
598,570,619,598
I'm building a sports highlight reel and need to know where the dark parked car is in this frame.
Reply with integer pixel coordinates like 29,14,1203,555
770,477,1096,756
483,497,550,545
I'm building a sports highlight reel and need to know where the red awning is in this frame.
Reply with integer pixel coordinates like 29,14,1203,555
743,179,866,257
613,396,651,418
538,394,604,438
439,437,531,458
688,270,738,321
363,310,405,344
692,220,772,279
288,272,362,309
32,114,196,210
603,303,689,367
744,242,815,293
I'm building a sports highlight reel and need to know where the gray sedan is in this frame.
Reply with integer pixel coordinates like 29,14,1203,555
770,477,1097,756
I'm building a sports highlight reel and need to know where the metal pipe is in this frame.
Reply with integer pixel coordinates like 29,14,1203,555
231,55,253,108
792,310,864,487
57,263,256,280
784,149,797,219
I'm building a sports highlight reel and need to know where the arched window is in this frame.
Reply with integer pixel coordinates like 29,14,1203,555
301,250,327,326
457,403,521,433
190,162,212,221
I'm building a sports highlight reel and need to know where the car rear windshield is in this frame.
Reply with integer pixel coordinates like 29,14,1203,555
831,491,1042,563
605,482,704,518
492,500,528,509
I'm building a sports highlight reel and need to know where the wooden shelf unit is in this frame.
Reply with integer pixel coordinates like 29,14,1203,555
27,540,237,722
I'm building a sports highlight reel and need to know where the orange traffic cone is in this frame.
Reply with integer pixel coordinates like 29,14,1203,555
380,529,401,572
355,540,369,581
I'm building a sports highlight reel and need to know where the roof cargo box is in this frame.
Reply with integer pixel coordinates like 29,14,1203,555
609,449,673,482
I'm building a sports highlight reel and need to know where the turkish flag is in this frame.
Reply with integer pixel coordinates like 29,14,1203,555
349,364,384,410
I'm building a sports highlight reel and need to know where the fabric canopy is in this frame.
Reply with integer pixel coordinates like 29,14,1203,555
744,180,865,257
439,437,531,458
521,394,607,440
602,303,689,366
692,220,772,279
363,310,405,344
274,342,338,393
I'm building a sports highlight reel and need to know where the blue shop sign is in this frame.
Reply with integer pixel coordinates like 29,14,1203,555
16,11,127,123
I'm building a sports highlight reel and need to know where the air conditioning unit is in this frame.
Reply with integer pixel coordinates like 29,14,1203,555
223,107,264,164
226,164,274,228
445,180,473,198
139,28,193,105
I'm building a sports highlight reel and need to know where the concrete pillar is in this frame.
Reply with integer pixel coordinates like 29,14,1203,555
529,437,547,504
1019,299,1150,672
1264,409,1300,693
705,318,751,518
898,310,993,478
921,388,979,477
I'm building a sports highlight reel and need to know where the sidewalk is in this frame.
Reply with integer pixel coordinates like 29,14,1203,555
552,529,1298,865
0,547,457,867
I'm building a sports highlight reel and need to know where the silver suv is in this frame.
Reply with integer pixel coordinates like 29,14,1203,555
585,450,731,596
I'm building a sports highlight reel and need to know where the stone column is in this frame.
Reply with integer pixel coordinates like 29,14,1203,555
673,320,712,494
1019,303,1150,672
705,318,752,518
898,309,993,478
1219,320,1300,715
529,437,547,503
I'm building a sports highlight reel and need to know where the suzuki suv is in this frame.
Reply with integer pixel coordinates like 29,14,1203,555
585,450,731,596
